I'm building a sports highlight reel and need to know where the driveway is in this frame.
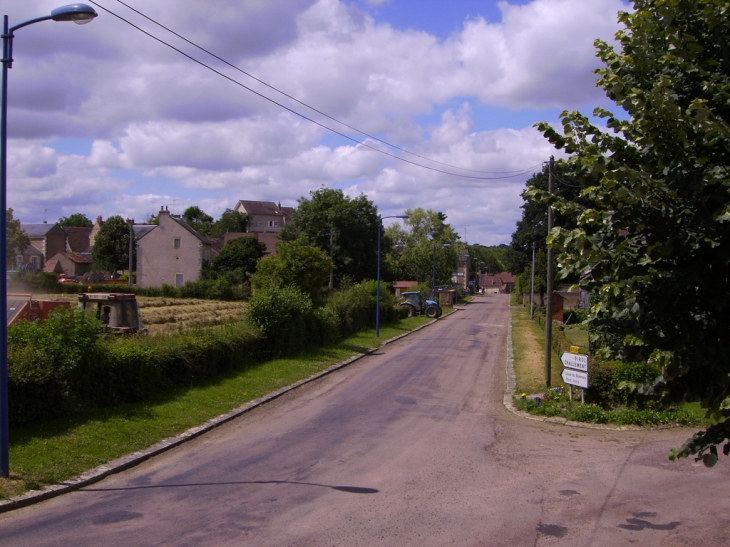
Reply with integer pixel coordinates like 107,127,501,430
1,295,728,546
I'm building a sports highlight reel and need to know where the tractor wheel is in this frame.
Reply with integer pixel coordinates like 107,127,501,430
425,305,439,319
402,304,416,317
435,306,443,318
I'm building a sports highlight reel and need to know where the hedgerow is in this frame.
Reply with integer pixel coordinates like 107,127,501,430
8,282,408,426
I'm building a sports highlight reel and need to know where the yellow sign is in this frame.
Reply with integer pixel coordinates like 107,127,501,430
570,345,580,354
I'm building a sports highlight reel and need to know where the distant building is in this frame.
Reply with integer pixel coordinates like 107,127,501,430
136,207,212,288
21,223,67,269
234,200,294,233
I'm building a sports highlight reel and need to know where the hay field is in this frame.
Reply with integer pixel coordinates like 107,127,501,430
29,294,247,335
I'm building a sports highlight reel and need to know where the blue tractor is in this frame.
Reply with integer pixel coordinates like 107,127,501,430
400,291,443,318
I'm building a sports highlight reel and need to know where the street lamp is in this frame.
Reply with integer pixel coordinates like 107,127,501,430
0,3,98,478
431,242,451,293
376,214,408,337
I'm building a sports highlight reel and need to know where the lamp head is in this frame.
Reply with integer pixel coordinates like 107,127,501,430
51,4,98,24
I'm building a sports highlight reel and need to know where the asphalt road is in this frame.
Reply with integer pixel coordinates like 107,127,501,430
1,295,729,546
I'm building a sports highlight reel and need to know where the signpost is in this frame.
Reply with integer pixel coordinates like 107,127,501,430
561,350,589,402
561,368,589,389
560,352,588,372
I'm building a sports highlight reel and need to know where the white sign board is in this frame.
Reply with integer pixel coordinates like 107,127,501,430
561,352,588,372
562,368,589,389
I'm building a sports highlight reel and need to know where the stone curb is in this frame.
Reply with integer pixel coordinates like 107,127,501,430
502,308,676,432
0,313,455,514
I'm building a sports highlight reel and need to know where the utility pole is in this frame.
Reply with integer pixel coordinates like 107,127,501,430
544,156,555,387
530,241,536,320
127,218,134,287
329,231,334,290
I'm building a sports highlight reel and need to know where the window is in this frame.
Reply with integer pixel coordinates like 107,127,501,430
175,273,184,287
173,238,181,248
268,220,278,227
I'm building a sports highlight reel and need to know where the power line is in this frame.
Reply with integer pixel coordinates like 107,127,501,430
88,0,542,181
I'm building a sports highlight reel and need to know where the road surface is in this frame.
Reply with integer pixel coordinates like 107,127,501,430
1,295,729,546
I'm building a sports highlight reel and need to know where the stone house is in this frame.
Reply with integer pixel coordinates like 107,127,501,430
136,206,212,288
21,223,67,269
234,200,293,233
44,251,92,278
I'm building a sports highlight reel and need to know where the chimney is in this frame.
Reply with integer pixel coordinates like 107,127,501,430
96,216,103,225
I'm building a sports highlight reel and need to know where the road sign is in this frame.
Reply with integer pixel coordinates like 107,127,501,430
562,368,589,389
561,352,588,372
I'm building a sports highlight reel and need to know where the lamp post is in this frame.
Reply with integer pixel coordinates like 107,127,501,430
0,3,98,478
376,214,408,337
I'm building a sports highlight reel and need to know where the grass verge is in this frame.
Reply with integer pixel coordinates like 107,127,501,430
511,305,562,392
510,305,711,428
0,315,432,500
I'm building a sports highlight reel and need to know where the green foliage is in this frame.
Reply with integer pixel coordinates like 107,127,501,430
211,236,266,283
182,206,213,235
7,209,29,267
210,209,249,238
291,188,380,285
92,215,132,272
535,0,730,460
7,281,409,426
247,285,314,354
8,308,102,423
58,213,93,227
507,164,582,290
251,239,331,306
384,208,460,285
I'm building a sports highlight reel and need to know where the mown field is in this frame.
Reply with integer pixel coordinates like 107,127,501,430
31,294,247,335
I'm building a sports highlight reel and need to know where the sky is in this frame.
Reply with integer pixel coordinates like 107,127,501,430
4,0,630,245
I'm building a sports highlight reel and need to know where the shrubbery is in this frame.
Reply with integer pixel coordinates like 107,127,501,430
8,282,409,426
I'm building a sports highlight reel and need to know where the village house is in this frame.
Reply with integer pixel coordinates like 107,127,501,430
136,206,212,288
21,223,67,269
234,200,293,233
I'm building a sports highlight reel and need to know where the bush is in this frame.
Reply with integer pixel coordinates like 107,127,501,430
246,285,314,355
7,278,411,426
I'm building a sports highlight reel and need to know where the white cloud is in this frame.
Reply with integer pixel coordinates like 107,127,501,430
6,0,626,245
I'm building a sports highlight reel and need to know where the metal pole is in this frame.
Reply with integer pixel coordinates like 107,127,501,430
329,231,333,290
431,244,436,291
0,15,11,478
375,217,382,337
530,241,535,320
128,219,133,287
544,156,555,387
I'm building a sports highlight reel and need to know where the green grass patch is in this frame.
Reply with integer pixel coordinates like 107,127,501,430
1,315,431,500
511,306,562,393
513,395,711,427
563,327,589,353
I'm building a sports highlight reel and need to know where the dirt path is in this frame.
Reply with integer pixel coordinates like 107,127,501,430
1,295,728,546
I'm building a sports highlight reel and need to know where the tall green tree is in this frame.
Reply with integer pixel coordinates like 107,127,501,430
211,236,266,283
91,216,132,273
58,213,93,228
506,163,583,291
7,209,29,267
291,189,380,285
210,209,249,238
384,208,459,285
535,0,730,463
182,206,213,235
250,239,330,306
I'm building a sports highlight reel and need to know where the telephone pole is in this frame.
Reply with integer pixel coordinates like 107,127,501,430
544,156,555,387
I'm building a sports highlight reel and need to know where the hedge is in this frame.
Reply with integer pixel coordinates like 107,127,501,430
8,282,408,426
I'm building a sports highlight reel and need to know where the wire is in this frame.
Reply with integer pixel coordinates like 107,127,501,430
88,0,542,181
111,0,538,177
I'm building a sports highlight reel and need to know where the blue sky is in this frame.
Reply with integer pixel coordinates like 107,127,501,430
6,0,628,244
